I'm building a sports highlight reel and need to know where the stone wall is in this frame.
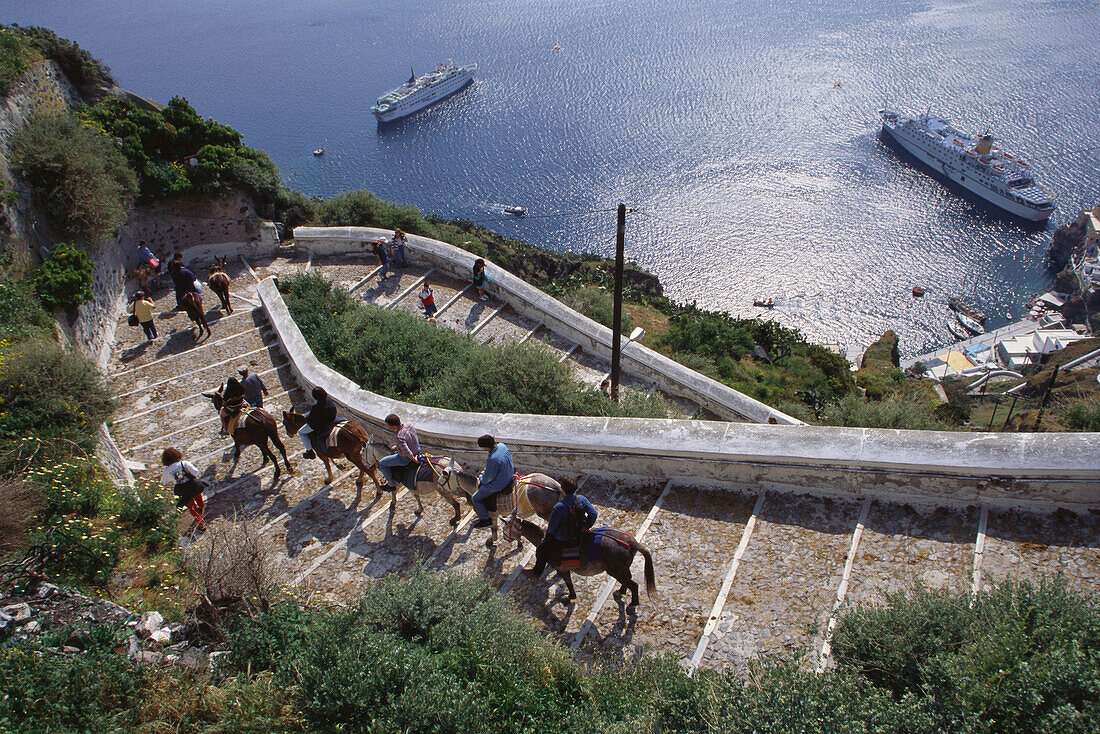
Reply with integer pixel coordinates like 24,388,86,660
259,277,1100,512
293,226,799,425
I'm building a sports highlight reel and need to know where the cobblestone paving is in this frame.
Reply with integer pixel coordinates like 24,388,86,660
103,253,1100,675
980,508,1100,594
846,502,978,607
704,494,862,671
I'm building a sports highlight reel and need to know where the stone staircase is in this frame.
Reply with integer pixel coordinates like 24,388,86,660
106,251,1100,673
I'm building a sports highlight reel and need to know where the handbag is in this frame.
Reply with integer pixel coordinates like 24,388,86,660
128,313,140,327
173,465,207,507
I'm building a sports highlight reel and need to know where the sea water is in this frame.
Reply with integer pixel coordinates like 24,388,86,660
6,0,1100,357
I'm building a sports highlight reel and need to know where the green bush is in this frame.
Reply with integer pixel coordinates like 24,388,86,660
31,242,94,309
855,365,904,400
246,568,588,734
0,24,114,94
0,27,36,95
0,278,54,342
818,394,950,430
85,96,291,215
10,112,137,245
0,338,114,441
1063,396,1100,431
280,273,670,418
0,624,144,732
118,478,178,551
831,577,1100,733
562,286,635,333
312,189,423,233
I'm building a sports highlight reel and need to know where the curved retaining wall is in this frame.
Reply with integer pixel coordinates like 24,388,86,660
293,226,799,425
259,277,1100,512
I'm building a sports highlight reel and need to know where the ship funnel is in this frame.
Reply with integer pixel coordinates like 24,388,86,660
975,134,993,155
407,68,416,85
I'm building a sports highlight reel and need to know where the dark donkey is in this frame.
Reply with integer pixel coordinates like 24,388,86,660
180,291,211,339
202,385,294,477
208,256,232,314
281,411,374,502
506,516,657,607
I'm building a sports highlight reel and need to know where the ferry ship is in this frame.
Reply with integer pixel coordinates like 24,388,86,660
371,63,477,123
878,108,1054,221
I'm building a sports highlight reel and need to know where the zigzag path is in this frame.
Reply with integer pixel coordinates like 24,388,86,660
108,251,1100,671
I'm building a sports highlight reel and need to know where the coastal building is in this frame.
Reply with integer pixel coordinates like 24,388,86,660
995,327,1087,369
1085,205,1100,252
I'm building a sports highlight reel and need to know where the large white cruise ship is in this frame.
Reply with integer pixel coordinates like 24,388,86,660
371,63,477,123
878,108,1054,221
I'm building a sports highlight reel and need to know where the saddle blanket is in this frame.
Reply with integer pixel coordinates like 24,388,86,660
401,457,438,487
324,421,348,449
224,407,257,435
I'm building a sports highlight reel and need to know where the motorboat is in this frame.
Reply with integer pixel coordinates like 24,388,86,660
947,320,969,341
956,311,984,335
313,148,325,156
753,298,775,308
503,206,526,216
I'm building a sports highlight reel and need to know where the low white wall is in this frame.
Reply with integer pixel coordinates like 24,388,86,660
259,277,1100,512
294,226,798,425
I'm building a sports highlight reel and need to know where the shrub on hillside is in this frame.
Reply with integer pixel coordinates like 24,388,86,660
817,394,949,430
118,478,177,551
10,112,136,245
1062,394,1100,431
0,278,54,341
0,24,114,95
237,569,588,734
831,577,1100,733
562,285,635,333
0,338,114,441
0,477,43,555
312,189,424,233
280,273,671,418
0,27,37,95
31,242,94,309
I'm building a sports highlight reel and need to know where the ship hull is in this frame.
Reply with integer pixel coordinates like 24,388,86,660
880,125,1052,222
372,73,474,124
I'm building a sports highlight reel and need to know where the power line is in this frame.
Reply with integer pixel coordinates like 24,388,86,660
454,206,625,225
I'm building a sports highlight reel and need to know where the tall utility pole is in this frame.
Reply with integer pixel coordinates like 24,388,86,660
609,203,626,401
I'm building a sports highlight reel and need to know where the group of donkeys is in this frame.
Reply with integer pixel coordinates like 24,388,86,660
201,385,658,606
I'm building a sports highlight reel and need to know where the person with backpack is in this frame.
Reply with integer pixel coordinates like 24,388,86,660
522,476,597,578
161,447,206,529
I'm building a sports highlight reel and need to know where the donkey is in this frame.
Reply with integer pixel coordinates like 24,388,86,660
435,462,564,548
281,411,374,501
361,440,466,525
506,516,658,607
208,256,232,314
202,386,293,477
180,290,211,339
129,262,159,293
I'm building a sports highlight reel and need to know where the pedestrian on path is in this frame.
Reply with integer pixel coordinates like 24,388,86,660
391,229,409,268
161,447,206,530
472,258,488,301
373,238,391,280
128,290,158,342
419,281,437,318
238,365,269,408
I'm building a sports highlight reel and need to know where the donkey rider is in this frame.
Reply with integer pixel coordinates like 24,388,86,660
299,386,338,460
218,377,247,437
522,476,598,579
378,413,420,491
471,434,515,529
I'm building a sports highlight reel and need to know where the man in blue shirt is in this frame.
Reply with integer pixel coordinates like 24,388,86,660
471,434,514,529
522,476,597,578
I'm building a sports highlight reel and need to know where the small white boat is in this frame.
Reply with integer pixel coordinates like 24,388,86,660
947,320,969,341
503,206,526,216
313,148,325,156
956,312,984,334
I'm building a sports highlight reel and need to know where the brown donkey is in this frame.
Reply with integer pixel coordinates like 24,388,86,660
208,256,232,314
506,516,657,607
281,411,374,501
180,291,211,339
202,387,293,477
